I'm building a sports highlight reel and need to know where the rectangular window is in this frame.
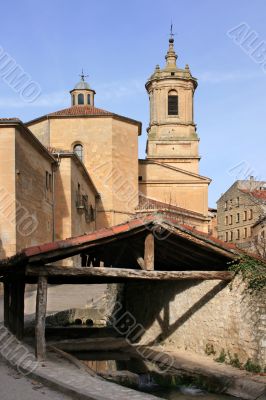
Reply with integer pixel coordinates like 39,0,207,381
244,227,248,239
229,215,233,225
236,197,240,207
46,172,52,192
45,171,49,190
225,216,228,225
49,173,52,192
230,231,233,242
243,210,247,221
249,209,253,220
236,213,240,223
225,232,228,242
236,229,240,240
168,95,178,115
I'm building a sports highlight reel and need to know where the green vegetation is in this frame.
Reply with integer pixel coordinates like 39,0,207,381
229,255,266,292
244,359,262,373
214,348,226,363
228,352,241,369
206,344,265,373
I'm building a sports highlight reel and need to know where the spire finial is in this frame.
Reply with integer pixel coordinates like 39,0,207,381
165,23,177,67
79,68,89,82
169,21,176,44
170,21,175,41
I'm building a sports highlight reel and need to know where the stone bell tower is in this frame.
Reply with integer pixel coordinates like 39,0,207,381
145,36,200,174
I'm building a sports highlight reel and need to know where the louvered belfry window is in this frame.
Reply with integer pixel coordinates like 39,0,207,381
168,94,178,115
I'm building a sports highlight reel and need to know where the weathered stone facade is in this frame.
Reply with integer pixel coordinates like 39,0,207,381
0,122,55,258
0,121,98,261
123,277,266,367
217,179,266,247
27,112,140,229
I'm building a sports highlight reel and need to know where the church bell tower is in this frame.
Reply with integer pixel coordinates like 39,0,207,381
145,35,200,174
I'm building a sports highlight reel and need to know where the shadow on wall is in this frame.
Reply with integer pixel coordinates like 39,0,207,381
96,198,112,229
0,239,6,294
55,173,69,241
0,239,6,260
120,280,228,345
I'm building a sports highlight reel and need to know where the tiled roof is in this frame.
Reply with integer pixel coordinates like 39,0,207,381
0,215,242,269
26,106,142,134
137,195,204,217
0,118,21,122
49,105,112,117
240,189,266,201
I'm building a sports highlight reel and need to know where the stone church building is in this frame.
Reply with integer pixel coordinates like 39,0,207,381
0,37,212,261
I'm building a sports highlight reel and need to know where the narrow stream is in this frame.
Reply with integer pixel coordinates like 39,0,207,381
72,351,237,399
137,374,235,399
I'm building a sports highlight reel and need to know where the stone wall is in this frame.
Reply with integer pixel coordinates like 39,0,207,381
123,276,266,366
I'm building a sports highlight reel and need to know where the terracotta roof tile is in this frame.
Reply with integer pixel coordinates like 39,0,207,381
1,214,248,268
137,195,204,217
240,189,266,201
0,118,21,122
49,105,112,117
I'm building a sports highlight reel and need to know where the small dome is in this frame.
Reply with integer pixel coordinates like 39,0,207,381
74,80,91,90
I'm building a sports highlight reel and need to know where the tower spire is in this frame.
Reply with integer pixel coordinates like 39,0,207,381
165,23,177,68
79,69,89,82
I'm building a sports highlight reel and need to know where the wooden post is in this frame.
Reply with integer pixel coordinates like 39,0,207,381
144,233,154,271
9,281,18,335
3,280,10,329
35,275,48,361
16,281,25,340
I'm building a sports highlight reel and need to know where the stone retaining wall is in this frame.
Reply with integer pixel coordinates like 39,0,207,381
122,276,266,367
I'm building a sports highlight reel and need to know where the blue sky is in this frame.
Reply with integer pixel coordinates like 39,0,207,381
0,0,266,207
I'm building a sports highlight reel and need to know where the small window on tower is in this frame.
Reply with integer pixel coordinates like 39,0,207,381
168,90,178,115
72,95,75,105
78,93,84,105
87,94,91,105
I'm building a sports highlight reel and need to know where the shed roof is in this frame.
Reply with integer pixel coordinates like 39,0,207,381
0,215,242,273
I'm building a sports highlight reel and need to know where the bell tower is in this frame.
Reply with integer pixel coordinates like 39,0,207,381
145,36,200,174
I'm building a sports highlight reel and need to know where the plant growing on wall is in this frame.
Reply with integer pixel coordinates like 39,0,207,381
229,255,266,292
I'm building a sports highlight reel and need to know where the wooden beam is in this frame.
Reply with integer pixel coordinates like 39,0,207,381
144,233,154,271
26,266,233,282
35,275,47,361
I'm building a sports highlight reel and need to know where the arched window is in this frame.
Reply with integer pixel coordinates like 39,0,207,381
72,95,75,105
73,144,83,161
78,93,84,105
87,94,91,105
168,90,178,115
